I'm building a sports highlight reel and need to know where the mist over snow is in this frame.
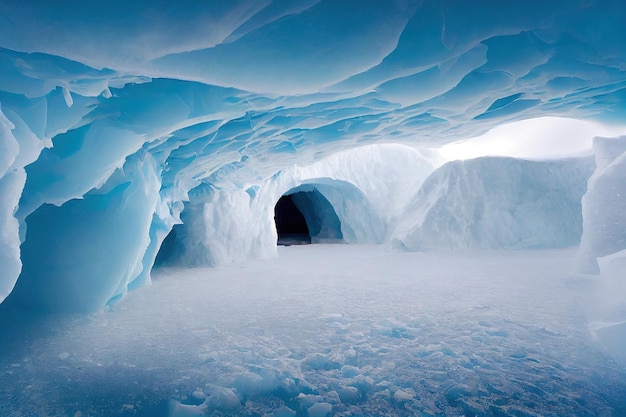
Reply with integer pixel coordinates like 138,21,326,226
3,245,626,417
1,1,626,416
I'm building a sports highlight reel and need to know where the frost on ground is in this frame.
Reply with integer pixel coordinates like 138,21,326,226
1,245,625,417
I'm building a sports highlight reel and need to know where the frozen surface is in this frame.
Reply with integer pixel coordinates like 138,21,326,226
1,245,625,417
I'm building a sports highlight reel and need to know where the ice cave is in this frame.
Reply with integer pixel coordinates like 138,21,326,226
275,193,311,245
1,1,626,416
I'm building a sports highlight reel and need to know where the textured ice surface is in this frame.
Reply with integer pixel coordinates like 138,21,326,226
1,245,625,417
577,136,626,273
392,156,595,250
1,1,626,309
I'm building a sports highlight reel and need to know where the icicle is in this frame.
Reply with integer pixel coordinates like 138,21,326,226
62,86,73,107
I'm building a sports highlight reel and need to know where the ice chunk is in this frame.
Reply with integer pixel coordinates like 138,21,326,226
307,402,333,417
393,388,416,402
1,0,626,311
303,354,341,371
336,387,359,404
203,385,240,411
233,370,278,396
168,400,206,417
265,406,296,417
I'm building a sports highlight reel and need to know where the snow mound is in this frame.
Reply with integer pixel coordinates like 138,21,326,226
393,156,595,250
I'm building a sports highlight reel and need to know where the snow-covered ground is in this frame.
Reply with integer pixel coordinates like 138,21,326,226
1,245,625,417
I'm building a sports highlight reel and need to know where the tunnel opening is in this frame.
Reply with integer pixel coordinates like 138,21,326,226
154,224,184,267
274,194,311,245
274,187,343,246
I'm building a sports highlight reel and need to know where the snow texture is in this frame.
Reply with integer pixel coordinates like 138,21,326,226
577,136,626,273
392,156,595,251
1,245,625,416
0,0,625,311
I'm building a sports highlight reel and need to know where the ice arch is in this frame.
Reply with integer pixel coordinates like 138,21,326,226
275,193,311,245
276,187,343,245
1,0,626,314
285,179,384,245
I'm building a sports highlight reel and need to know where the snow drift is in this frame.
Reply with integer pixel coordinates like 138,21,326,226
392,156,595,251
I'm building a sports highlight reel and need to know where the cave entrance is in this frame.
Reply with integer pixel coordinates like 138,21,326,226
154,225,180,266
274,187,343,246
274,194,311,245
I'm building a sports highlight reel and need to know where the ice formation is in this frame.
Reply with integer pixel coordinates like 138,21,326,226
1,0,626,311
392,156,595,251
577,136,626,273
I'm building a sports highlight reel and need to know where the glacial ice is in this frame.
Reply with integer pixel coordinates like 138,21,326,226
392,156,595,251
577,136,626,273
0,1,626,413
1,1,626,310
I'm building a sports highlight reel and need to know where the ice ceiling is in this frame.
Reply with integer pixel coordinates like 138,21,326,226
1,0,626,312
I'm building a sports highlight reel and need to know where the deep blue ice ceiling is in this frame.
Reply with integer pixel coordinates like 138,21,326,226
1,0,626,311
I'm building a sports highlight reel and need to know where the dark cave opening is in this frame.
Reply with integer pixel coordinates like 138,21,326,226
274,187,343,246
154,224,182,266
274,194,311,245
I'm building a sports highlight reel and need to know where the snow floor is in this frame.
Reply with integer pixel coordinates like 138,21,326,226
1,245,626,417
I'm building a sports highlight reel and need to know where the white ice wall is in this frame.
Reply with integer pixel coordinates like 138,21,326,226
391,156,595,251
172,144,435,267
170,147,596,271
577,136,626,274
0,104,51,305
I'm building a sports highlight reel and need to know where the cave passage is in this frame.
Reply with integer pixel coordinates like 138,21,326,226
274,187,343,246
154,225,179,266
274,194,311,245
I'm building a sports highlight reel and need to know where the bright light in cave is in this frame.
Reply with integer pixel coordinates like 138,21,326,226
1,1,626,416
438,117,626,161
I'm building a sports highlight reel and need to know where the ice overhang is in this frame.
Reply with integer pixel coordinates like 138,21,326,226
1,1,625,144
1,0,626,310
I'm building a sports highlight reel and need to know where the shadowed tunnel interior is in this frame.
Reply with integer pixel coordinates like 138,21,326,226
274,188,343,246
274,194,311,245
154,225,180,266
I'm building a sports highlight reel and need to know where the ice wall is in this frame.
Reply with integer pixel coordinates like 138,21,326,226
0,97,54,305
392,156,595,251
169,144,433,267
577,136,626,274
5,154,161,312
